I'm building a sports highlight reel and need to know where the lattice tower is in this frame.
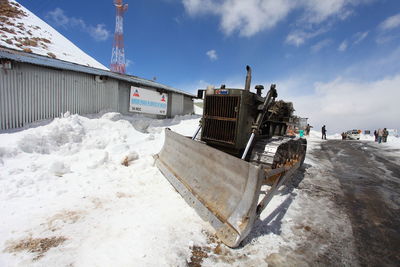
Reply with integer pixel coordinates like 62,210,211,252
110,0,128,74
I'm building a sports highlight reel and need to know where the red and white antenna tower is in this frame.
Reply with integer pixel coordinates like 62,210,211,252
111,0,128,74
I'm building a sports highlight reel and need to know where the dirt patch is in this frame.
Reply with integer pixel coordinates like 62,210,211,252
5,236,67,260
116,192,134,198
47,52,56,59
121,157,130,166
187,232,232,266
45,210,84,231
187,232,253,265
121,152,139,166
90,197,104,209
187,232,218,266
0,26,15,34
188,245,209,267
0,1,26,19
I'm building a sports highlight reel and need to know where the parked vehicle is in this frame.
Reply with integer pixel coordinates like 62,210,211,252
155,66,307,247
346,129,360,140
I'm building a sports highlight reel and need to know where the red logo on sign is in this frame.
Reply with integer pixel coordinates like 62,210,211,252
133,89,140,97
161,95,166,102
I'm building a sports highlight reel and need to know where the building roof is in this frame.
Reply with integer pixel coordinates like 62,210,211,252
0,47,195,97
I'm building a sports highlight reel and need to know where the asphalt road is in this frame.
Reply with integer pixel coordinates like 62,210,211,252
312,140,400,266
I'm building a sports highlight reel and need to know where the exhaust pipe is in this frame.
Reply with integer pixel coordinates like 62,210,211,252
244,65,252,91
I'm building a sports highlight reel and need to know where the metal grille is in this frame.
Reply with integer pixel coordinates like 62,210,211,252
202,95,240,144
204,95,239,118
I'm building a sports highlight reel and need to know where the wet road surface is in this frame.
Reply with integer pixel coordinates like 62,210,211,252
312,140,400,266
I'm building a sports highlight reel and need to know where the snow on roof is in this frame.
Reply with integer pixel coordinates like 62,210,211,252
0,0,108,70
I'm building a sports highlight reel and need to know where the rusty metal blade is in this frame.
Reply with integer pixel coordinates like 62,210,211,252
154,129,263,247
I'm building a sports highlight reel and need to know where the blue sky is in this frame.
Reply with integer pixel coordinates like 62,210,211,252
18,0,400,132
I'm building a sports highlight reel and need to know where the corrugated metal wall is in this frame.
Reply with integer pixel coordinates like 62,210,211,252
0,61,194,130
183,96,194,115
118,81,131,115
0,62,118,130
169,93,184,117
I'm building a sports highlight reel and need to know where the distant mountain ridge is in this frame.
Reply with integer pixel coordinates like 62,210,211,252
0,0,108,70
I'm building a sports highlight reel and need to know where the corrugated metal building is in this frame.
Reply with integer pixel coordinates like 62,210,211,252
0,47,195,130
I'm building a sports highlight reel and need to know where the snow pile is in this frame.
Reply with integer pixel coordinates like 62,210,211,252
0,0,107,70
0,112,209,266
193,99,203,115
374,135,400,149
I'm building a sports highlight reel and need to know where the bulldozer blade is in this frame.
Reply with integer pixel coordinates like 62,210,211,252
154,129,263,248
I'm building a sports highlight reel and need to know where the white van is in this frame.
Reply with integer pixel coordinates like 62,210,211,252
346,129,360,140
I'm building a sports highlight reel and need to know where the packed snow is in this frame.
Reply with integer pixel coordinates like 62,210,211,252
0,112,209,266
0,0,107,70
1,112,399,266
193,99,204,115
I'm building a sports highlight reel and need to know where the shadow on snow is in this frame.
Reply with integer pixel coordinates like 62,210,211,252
240,163,311,246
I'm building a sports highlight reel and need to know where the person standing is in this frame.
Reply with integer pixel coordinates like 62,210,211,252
306,124,312,136
383,128,389,142
374,130,378,142
378,128,384,143
322,125,327,140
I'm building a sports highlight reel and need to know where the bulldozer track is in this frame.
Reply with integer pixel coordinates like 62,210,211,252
250,136,307,170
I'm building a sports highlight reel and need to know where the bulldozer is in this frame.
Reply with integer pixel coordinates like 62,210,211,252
154,66,307,248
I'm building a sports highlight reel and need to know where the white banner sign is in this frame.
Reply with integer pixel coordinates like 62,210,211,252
129,86,168,115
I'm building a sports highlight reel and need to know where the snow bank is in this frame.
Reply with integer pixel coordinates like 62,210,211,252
386,136,400,148
193,99,203,115
0,112,209,266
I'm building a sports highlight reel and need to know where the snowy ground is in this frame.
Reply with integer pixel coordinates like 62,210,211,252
0,113,399,266
323,131,400,147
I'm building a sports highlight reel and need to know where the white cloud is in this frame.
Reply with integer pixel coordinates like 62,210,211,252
376,13,400,44
177,79,213,94
338,40,348,51
285,27,328,46
182,0,294,37
310,38,332,53
337,31,368,52
375,35,396,44
283,75,400,133
47,8,69,27
125,59,133,68
285,31,308,47
182,0,216,15
89,24,110,41
379,13,400,31
206,49,218,61
70,18,86,29
275,45,400,132
182,0,372,38
353,31,368,44
46,8,110,41
300,0,349,24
